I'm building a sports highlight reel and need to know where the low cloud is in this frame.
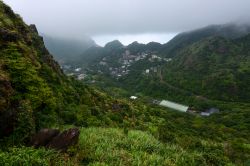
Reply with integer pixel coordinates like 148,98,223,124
3,0,250,39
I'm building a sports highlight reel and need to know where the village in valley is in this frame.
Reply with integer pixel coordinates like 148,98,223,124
96,50,172,78
61,49,172,81
60,49,219,117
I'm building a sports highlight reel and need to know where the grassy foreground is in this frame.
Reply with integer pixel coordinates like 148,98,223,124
77,128,231,166
0,127,243,165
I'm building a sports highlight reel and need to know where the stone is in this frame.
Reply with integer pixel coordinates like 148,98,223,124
29,24,38,34
46,128,80,152
30,128,60,148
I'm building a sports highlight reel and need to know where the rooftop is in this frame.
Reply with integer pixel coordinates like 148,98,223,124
159,100,189,112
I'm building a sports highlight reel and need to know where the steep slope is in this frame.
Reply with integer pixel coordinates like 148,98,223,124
1,2,250,165
146,41,163,52
1,1,172,147
127,41,146,54
104,39,124,50
160,23,250,57
0,1,65,139
161,35,250,102
0,2,139,143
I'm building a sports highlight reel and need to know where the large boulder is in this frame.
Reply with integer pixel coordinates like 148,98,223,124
46,128,80,152
30,128,60,148
30,128,80,152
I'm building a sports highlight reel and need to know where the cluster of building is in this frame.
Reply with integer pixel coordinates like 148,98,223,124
109,66,130,77
97,50,173,78
61,65,87,80
97,50,150,77
149,55,173,63
145,66,159,74
120,50,148,65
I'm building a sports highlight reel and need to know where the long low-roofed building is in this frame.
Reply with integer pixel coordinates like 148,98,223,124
159,100,189,112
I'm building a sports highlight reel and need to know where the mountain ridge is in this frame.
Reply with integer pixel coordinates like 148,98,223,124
160,23,250,57
1,1,250,165
42,34,96,63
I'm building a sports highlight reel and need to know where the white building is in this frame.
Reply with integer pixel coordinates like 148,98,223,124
75,68,82,72
99,61,107,65
151,55,158,59
135,57,140,61
77,74,86,80
159,100,189,112
201,112,210,116
164,58,172,62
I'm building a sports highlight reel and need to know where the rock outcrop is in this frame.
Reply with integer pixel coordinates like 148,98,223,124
47,128,80,152
30,128,80,152
30,128,60,148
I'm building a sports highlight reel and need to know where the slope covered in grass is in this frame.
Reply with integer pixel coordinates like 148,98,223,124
1,1,250,165
78,128,232,166
0,146,73,165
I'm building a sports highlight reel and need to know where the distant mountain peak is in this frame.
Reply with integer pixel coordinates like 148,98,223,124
104,40,124,49
161,23,250,57
128,41,144,46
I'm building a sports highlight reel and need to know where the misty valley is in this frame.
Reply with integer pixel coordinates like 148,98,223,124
1,1,250,166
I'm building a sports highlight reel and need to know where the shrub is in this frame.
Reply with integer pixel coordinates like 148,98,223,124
0,147,73,166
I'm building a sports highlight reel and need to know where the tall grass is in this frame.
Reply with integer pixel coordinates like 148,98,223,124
78,127,210,166
0,146,73,166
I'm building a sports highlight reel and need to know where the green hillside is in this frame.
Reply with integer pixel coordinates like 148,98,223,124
160,24,250,57
81,30,250,105
1,1,250,165
161,36,250,102
0,0,145,142
118,35,250,104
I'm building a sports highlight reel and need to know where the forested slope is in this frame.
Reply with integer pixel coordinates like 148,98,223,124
0,1,250,165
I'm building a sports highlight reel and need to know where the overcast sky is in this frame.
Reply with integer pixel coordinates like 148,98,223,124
3,0,250,45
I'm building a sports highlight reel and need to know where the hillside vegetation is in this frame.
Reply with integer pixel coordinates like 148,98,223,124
0,0,149,143
77,25,250,105
117,35,250,103
0,1,250,165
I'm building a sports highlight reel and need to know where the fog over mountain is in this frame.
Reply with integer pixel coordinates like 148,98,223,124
3,0,250,45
